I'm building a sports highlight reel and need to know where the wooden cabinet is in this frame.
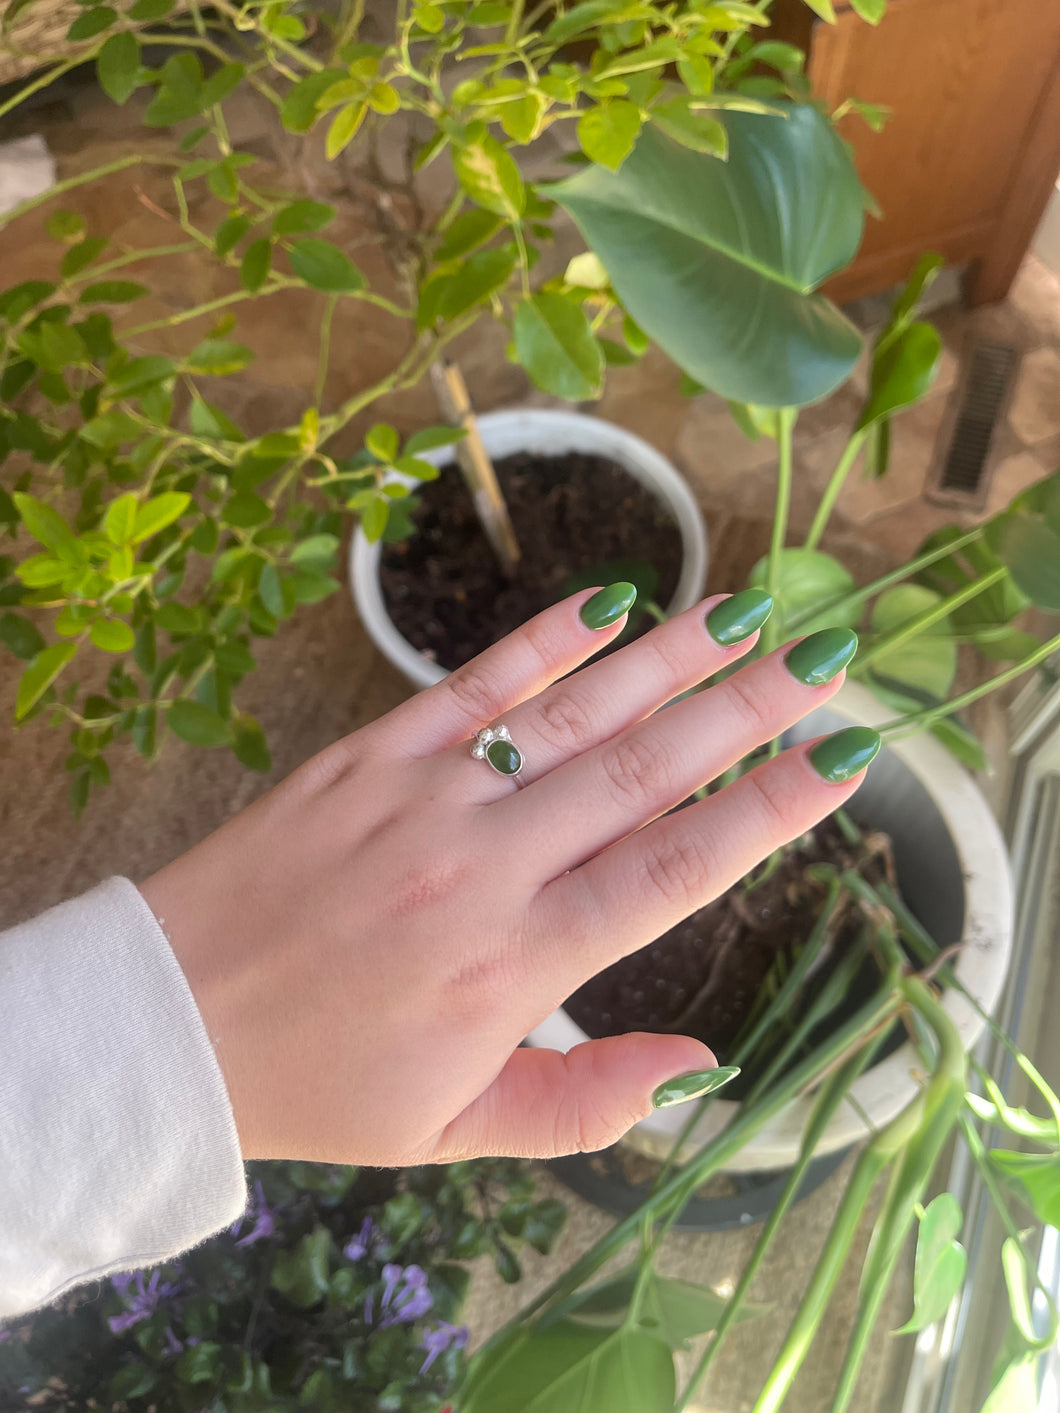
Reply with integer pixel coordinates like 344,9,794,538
770,0,1060,304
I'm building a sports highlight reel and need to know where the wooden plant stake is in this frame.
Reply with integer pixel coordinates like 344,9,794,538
430,358,521,578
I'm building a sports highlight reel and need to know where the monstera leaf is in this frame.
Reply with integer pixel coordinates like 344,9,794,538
548,104,865,407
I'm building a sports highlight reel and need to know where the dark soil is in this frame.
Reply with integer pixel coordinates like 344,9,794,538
564,817,896,1082
378,451,683,671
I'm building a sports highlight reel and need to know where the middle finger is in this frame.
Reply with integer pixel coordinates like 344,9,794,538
493,626,859,883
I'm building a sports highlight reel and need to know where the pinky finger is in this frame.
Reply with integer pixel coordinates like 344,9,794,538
535,728,881,991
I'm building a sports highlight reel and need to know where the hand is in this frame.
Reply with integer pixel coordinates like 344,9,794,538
140,586,875,1166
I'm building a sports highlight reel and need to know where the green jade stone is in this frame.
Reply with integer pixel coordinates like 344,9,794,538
486,737,523,775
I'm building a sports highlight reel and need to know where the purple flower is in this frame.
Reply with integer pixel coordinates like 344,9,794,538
0,1329,11,1344
343,1216,377,1262
106,1270,182,1335
230,1180,276,1248
419,1320,469,1374
366,1263,434,1329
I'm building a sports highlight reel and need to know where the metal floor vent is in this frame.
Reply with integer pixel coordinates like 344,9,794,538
930,342,1019,506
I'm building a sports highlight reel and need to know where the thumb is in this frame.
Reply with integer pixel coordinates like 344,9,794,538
428,1033,724,1161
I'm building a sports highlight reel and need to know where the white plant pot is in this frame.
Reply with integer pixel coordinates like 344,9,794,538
349,409,709,690
528,682,1014,1174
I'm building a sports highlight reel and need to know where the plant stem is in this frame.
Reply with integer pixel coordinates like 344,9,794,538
785,526,986,633
314,295,337,408
0,155,181,230
761,406,796,659
852,565,1008,676
878,630,1060,740
0,58,82,121
803,429,866,552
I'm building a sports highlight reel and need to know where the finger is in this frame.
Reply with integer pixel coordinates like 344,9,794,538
497,630,858,882
425,1033,717,1160
435,589,771,800
531,731,879,989
371,583,637,758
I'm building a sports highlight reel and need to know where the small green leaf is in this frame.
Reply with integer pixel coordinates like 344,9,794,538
281,68,346,133
894,1193,967,1333
79,280,148,304
66,4,116,39
749,547,858,638
990,1150,1060,1226
224,491,271,528
90,618,134,653
360,496,388,542
110,1362,157,1400
46,210,85,243
97,30,139,104
13,492,79,558
233,713,271,772
981,1355,1038,1413
215,214,251,257
168,700,232,747
857,321,942,429
453,134,525,218
104,492,138,545
437,245,517,322
500,92,546,144
288,238,364,293
16,642,77,719
128,0,173,17
240,238,272,292
289,533,340,570
436,208,503,261
869,584,956,699
186,339,253,374
132,492,190,543
257,562,287,618
0,612,45,661
650,98,727,156
273,199,335,235
201,61,244,108
325,101,366,159
578,101,643,170
986,513,1060,611
395,456,440,481
850,0,887,21
513,293,603,400
61,235,107,280
176,1341,223,1383
365,423,399,462
405,425,467,456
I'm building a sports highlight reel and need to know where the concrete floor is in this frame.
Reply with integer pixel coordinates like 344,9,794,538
2,59,1059,1413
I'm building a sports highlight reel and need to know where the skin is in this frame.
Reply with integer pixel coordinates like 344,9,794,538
140,588,868,1167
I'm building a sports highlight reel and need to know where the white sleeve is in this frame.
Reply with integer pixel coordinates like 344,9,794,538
0,877,248,1320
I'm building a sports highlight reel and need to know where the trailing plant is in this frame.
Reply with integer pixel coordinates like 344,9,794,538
0,1156,567,1410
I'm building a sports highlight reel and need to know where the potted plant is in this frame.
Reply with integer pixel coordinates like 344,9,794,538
0,1155,567,1408
0,0,862,808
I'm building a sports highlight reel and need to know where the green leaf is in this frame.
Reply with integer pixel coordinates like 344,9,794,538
802,0,836,18
281,68,346,133
16,555,67,587
461,1322,675,1413
981,1355,1038,1413
438,245,517,322
271,1226,332,1308
405,425,466,456
16,642,77,719
548,105,864,406
986,513,1060,611
189,396,243,441
176,1341,223,1383
880,252,944,348
104,491,137,544
110,1362,157,1400
513,293,603,400
60,235,107,280
453,134,525,218
241,238,272,292
289,533,340,570
437,208,503,261
128,0,173,17
257,562,287,618
577,101,643,170
46,210,86,243
562,1264,752,1349
90,618,134,652
869,584,957,699
233,712,271,772
749,548,858,638
0,612,45,660
215,214,251,257
326,101,367,159
288,238,365,293
132,492,190,543
649,98,727,156
168,699,232,747
395,455,440,481
500,91,546,144
66,4,116,39
13,492,79,558
365,423,399,462
857,321,942,430
894,1193,967,1333
850,0,887,21
274,199,335,235
201,60,244,108
990,1150,1060,1225
360,495,388,542
186,339,253,374
97,30,139,104
78,280,148,303
224,491,271,528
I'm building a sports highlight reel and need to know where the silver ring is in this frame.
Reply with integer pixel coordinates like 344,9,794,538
471,725,524,777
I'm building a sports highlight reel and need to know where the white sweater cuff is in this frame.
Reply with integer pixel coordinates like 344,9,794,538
0,877,248,1319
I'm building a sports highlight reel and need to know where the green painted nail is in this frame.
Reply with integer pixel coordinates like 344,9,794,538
706,589,774,646
809,726,882,783
652,1065,741,1109
785,628,859,686
580,581,637,630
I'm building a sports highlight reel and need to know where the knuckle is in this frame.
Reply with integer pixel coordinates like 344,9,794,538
743,767,798,836
640,830,714,909
723,668,775,736
554,1072,618,1155
537,689,598,753
390,853,475,920
447,943,521,1015
520,614,567,674
600,732,673,807
444,661,507,726
644,624,692,682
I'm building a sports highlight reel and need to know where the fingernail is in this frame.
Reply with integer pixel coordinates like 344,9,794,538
809,726,882,783
652,1065,741,1108
785,628,858,686
580,581,637,630
706,589,774,647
